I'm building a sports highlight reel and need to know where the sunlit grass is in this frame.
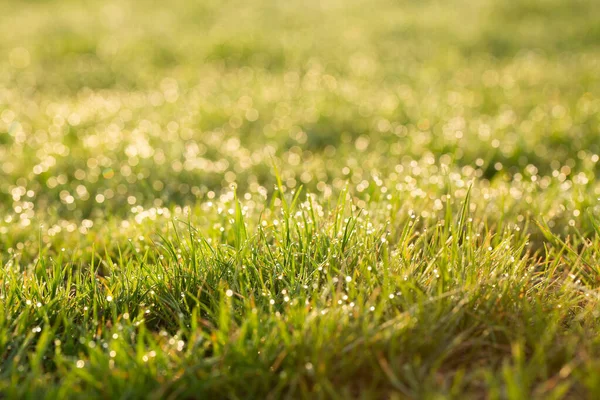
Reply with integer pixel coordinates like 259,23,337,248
1,0,600,398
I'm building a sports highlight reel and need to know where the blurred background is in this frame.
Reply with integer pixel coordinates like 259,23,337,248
1,0,599,220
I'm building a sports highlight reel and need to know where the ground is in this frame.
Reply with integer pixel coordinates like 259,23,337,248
1,0,600,398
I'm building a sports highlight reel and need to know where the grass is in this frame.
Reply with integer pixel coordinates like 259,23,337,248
1,0,600,398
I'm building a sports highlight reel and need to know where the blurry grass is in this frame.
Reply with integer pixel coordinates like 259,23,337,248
1,0,600,398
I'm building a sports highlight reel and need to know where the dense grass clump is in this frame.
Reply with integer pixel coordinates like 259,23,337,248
1,0,600,398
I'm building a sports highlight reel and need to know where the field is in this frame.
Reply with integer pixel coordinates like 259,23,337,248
1,0,600,398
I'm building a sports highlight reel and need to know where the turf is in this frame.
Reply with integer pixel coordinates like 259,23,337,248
1,0,600,398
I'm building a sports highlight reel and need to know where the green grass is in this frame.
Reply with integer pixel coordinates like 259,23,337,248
1,0,600,398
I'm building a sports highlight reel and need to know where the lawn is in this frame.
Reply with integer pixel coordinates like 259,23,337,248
1,0,600,398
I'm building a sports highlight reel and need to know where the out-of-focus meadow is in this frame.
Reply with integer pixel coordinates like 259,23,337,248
1,0,600,398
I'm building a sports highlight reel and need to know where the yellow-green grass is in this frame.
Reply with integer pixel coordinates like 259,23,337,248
1,0,600,398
